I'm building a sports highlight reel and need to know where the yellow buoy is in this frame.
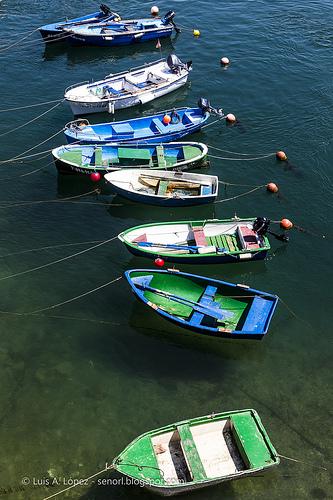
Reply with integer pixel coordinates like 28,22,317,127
193,29,201,36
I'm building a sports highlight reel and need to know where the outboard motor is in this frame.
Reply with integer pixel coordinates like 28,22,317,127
162,11,181,33
166,54,192,73
100,4,112,15
253,217,271,236
198,97,223,116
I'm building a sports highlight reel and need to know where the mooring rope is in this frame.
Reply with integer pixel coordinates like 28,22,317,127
277,453,328,471
0,188,98,208
31,276,123,314
0,26,40,52
214,185,265,203
42,463,115,500
207,143,277,158
0,128,65,164
0,98,63,113
0,31,72,53
0,239,106,258
0,235,117,282
208,153,274,161
0,100,64,139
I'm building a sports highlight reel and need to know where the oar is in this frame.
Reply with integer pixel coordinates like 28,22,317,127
137,241,229,254
134,282,224,320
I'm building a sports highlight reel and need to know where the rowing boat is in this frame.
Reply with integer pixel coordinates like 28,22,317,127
104,169,218,206
64,55,192,115
113,408,279,495
64,99,223,144
125,269,278,339
63,11,179,47
52,142,208,175
38,4,121,42
118,217,271,263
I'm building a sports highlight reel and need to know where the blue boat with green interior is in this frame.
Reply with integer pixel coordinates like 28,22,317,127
125,269,279,340
64,98,223,144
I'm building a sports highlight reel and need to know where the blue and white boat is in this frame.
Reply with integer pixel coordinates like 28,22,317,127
64,55,192,115
38,4,121,42
125,269,279,340
63,11,180,47
64,99,223,144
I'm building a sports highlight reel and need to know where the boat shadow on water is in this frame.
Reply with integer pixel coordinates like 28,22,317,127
43,36,177,64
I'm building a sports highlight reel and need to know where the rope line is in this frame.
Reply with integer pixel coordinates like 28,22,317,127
0,239,106,258
31,276,123,314
0,128,65,164
0,100,64,139
207,143,276,157
0,27,40,52
0,236,117,282
214,185,265,203
0,309,121,326
0,187,99,208
277,453,328,471
208,153,274,161
42,464,115,500
0,98,63,113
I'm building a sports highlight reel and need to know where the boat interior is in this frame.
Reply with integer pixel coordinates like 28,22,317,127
131,174,214,197
59,144,201,169
130,222,265,254
151,419,246,485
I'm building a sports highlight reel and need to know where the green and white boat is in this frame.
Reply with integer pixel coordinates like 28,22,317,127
118,217,271,264
113,408,280,496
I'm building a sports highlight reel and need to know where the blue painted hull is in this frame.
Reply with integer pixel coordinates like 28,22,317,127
125,269,279,340
67,27,173,47
64,107,210,145
39,11,114,41
112,187,215,207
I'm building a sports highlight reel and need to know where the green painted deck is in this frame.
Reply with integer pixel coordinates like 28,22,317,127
143,273,204,318
60,149,83,166
206,233,240,252
231,412,275,469
214,295,248,330
118,148,152,160
156,145,166,168
115,434,164,483
177,424,207,481
157,180,169,196
183,145,201,161
94,147,102,165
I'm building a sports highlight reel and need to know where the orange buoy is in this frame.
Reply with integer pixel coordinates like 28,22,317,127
280,218,293,230
162,114,171,125
276,150,287,161
226,113,236,123
267,182,279,193
151,6,159,15
220,57,230,66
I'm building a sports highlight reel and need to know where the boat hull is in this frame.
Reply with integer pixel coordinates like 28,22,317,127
67,27,173,47
123,242,268,263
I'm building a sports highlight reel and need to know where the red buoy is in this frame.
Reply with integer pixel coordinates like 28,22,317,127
220,57,230,66
226,113,236,123
162,114,171,125
267,182,279,193
276,151,287,161
154,257,165,267
90,172,101,182
280,218,293,230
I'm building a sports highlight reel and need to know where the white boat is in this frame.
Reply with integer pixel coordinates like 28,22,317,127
104,169,218,206
64,55,192,115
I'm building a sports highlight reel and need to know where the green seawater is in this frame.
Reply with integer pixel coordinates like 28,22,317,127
0,0,332,498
